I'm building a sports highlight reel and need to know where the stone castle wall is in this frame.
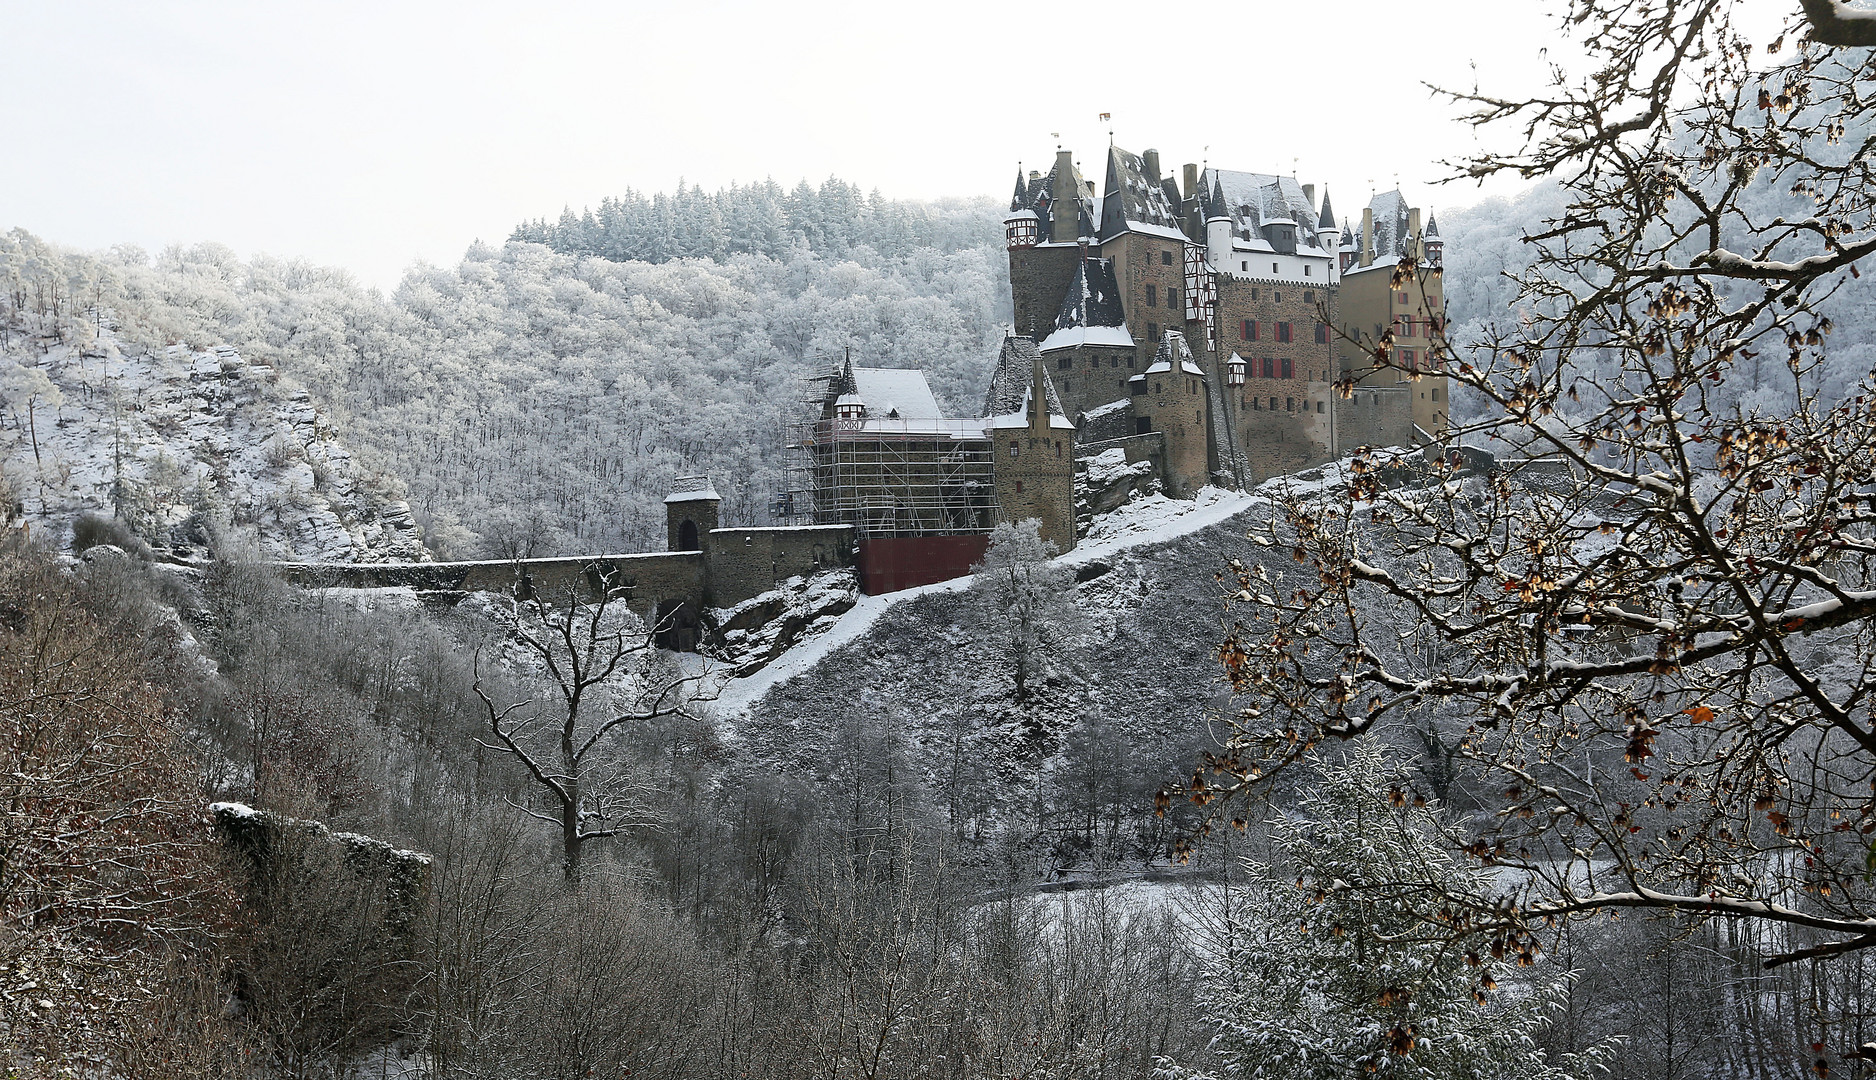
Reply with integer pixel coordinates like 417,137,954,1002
1008,245,1081,341
704,524,852,608
992,429,1076,550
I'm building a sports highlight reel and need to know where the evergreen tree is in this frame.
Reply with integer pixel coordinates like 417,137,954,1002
1163,739,1611,1080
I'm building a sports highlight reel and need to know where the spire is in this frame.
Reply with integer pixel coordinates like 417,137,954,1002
1425,212,1440,238
1011,168,1027,213
1317,187,1336,231
1207,177,1227,220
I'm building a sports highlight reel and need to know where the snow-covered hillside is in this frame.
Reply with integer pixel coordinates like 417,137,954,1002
0,323,428,562
708,483,1287,843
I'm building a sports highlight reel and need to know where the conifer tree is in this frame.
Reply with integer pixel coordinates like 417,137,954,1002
1163,739,1610,1080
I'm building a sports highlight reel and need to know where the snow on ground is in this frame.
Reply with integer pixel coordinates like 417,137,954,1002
711,481,1280,723
0,325,427,562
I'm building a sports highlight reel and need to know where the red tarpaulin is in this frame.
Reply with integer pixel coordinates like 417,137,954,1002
856,535,989,595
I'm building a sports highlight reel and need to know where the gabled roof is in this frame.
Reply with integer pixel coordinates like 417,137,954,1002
1100,146,1185,241
1141,330,1205,376
983,337,1073,431
1367,189,1412,258
828,356,944,421
851,366,943,420
1039,258,1130,352
1205,168,1327,250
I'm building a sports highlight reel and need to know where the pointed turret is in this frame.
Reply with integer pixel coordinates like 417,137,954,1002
1317,188,1337,232
1010,168,1027,213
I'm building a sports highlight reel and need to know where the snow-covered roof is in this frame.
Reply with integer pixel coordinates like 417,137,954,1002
1204,168,1328,251
665,474,722,503
1040,257,1129,353
1081,398,1132,421
983,336,1065,417
849,366,943,420
1142,331,1205,376
1040,325,1136,352
1100,145,1186,242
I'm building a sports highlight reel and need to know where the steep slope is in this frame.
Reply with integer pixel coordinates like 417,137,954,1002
0,323,426,561
711,486,1288,850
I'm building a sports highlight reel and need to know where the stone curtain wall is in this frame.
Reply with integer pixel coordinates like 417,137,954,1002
703,525,852,607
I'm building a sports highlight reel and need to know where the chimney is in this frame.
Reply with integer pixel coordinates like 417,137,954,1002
1143,149,1161,181
1051,150,1078,244
1302,184,1316,211
1183,163,1199,201
1360,207,1375,269
1407,207,1423,260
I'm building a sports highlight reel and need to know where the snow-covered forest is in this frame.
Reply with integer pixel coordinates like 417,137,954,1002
17,3,1876,1073
1,179,1011,559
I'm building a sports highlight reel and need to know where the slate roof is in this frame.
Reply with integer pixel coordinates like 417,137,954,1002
1367,189,1411,259
1141,330,1206,376
1425,213,1440,239
982,335,1070,421
1100,146,1185,241
1317,188,1337,231
1203,169,1331,252
1011,158,1097,241
1052,258,1126,335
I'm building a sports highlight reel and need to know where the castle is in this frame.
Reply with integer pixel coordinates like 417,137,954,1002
297,147,1450,641
1005,145,1447,498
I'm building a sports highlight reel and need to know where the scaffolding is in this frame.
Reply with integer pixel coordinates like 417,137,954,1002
779,390,997,537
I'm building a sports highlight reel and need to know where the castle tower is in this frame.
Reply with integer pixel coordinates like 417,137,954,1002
665,476,721,552
1127,331,1211,497
985,337,1076,550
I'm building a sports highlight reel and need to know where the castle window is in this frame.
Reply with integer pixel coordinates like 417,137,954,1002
1155,382,1162,394
1127,356,1135,368
1303,290,1314,304
1398,291,1410,305
1272,262,1279,274
1110,357,1119,368
1315,323,1328,344
1169,286,1179,308
1131,380,1144,396
1009,441,1019,458
1287,396,1295,411
1270,397,1278,410
1146,284,1157,307
1162,250,1174,265
1251,288,1259,301
1304,264,1312,276
1148,322,1159,341
1249,395,1259,409
1015,481,1023,493
1261,357,1274,378
1055,441,1062,457
1058,356,1072,370
1281,357,1293,378
1316,400,1325,413
1277,322,1292,343
1243,320,1258,342
1241,261,1247,271
1273,291,1282,303
1196,410,1202,424
1400,348,1417,369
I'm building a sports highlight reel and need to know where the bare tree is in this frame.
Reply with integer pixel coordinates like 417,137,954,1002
473,566,708,885
1181,0,1876,971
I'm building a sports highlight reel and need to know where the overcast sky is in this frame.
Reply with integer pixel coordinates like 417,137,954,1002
0,1,1792,291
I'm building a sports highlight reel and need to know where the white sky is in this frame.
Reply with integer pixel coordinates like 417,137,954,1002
0,0,1800,291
